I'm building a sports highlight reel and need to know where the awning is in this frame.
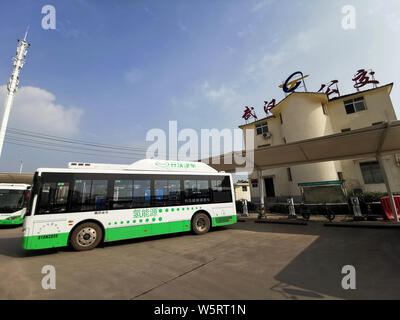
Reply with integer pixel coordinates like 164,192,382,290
0,173,34,184
204,121,400,173
203,120,400,222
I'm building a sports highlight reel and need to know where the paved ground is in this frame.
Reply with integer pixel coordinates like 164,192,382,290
0,218,399,300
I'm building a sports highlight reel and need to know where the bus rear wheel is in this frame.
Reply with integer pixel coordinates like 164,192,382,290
192,213,211,235
70,222,102,251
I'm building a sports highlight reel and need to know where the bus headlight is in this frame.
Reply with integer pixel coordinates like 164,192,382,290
6,216,21,220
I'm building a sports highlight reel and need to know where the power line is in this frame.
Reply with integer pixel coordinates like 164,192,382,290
7,127,150,152
5,136,150,157
6,126,207,157
5,140,143,161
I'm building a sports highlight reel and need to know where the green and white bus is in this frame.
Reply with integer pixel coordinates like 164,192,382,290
0,183,30,225
23,159,237,251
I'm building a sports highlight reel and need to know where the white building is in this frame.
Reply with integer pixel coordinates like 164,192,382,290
239,83,399,203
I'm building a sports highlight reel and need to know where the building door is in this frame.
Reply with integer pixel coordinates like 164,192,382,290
264,178,275,198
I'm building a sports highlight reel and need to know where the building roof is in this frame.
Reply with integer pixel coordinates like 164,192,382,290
328,83,393,102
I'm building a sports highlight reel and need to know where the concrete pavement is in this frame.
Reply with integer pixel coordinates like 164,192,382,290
0,220,399,299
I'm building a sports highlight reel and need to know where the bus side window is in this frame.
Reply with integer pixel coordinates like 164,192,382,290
38,182,70,214
184,179,210,204
113,180,133,209
197,180,210,203
154,179,181,207
211,177,232,203
184,179,197,204
167,180,181,206
133,180,151,208
72,180,108,212
154,180,167,206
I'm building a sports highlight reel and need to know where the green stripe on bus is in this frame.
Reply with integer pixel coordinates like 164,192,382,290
105,220,192,242
23,233,69,250
212,215,237,226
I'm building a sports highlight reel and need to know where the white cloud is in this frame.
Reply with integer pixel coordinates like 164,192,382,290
125,68,143,84
0,85,83,136
170,96,198,111
246,29,315,79
237,24,256,38
170,81,245,116
203,82,243,109
251,0,274,12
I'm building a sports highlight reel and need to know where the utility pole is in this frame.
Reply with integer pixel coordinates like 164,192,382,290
0,30,30,160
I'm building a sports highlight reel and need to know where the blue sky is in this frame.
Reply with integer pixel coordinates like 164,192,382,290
0,0,399,172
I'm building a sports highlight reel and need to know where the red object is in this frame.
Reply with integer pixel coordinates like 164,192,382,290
352,69,379,89
242,106,257,121
380,196,400,220
318,80,340,98
264,99,276,115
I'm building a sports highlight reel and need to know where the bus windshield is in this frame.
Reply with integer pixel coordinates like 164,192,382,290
0,189,25,213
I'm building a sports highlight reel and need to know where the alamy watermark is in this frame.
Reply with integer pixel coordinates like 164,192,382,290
41,265,56,290
341,5,356,30
41,5,56,30
341,265,356,290
146,121,255,173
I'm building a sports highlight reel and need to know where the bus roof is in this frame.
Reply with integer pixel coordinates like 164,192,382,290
37,159,223,174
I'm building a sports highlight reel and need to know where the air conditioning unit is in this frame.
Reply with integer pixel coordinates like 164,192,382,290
262,132,271,139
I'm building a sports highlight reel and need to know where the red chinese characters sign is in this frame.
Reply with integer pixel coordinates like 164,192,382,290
264,99,276,115
318,80,340,98
352,69,379,90
242,106,257,122
241,69,381,122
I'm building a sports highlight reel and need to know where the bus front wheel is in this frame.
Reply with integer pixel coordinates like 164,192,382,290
191,213,211,235
70,222,103,251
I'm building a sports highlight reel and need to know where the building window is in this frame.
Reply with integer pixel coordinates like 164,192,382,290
256,122,269,135
344,97,366,114
287,168,293,182
337,172,344,181
360,162,384,184
242,186,247,192
279,113,283,124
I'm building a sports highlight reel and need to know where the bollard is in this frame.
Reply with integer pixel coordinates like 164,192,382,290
287,198,296,219
350,197,363,220
242,199,249,217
